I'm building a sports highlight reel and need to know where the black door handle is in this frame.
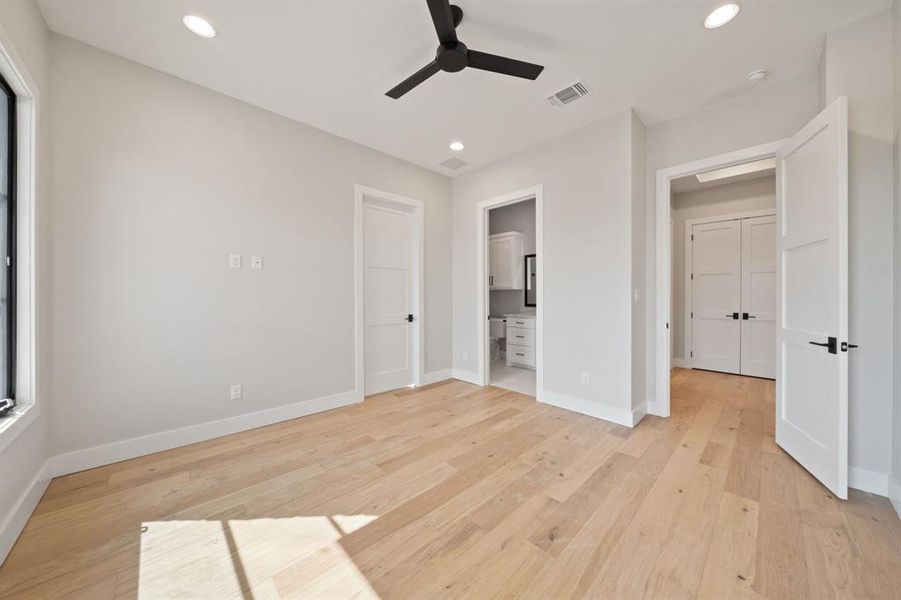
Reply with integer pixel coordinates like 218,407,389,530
809,336,837,354
742,313,757,320
725,312,739,320
841,342,858,352
406,314,414,323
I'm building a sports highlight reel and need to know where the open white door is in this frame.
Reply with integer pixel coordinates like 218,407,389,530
776,96,848,499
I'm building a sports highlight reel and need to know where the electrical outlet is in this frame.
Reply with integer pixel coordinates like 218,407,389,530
229,254,242,269
581,372,590,385
251,256,263,270
230,384,242,401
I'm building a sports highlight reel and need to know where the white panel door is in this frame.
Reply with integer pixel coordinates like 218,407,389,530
691,219,741,374
364,204,414,395
776,96,848,499
740,215,777,379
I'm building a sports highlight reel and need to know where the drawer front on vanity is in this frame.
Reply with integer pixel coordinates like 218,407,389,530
506,317,535,329
506,326,535,348
507,346,536,368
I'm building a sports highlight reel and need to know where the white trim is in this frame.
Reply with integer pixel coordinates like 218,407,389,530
672,358,692,370
50,389,360,478
451,369,481,385
421,369,452,385
0,459,51,565
848,466,889,497
540,389,635,428
354,184,425,396
476,185,544,396
682,208,776,366
631,401,648,427
646,399,666,417
0,20,40,453
655,140,785,418
890,477,901,519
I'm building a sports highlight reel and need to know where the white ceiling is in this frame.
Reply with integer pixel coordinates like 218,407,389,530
38,1,889,176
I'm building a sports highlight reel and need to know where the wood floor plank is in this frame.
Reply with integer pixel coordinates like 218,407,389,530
2,372,900,600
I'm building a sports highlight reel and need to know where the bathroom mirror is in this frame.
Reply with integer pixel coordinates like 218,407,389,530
524,254,537,306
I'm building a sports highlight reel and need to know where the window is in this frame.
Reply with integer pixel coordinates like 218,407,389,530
0,71,15,415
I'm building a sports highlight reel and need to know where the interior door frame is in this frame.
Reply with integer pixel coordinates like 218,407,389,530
354,184,424,398
654,140,785,417
476,185,544,395
683,208,776,369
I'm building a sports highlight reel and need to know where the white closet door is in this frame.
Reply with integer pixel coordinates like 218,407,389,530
364,204,414,395
740,215,777,378
691,219,741,374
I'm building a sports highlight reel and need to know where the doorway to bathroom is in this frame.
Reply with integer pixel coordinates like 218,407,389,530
476,185,543,398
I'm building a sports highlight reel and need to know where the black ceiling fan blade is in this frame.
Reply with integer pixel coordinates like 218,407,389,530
427,0,458,44
467,50,544,80
386,60,442,99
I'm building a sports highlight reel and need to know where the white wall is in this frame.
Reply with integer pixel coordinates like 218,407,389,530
0,0,51,565
453,110,643,424
820,10,895,479
892,0,901,514
671,176,776,362
645,73,819,407
47,35,452,456
629,110,647,411
488,198,535,317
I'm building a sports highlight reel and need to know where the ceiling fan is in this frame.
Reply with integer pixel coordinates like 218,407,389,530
386,0,545,99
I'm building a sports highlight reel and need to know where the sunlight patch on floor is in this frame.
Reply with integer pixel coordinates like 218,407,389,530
139,516,380,599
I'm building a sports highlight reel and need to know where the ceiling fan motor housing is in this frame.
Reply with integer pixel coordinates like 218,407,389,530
437,42,468,72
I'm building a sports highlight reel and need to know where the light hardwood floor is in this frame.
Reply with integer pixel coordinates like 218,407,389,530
1,368,899,599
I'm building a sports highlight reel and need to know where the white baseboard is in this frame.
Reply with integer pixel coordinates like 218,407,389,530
890,477,901,520
50,389,362,478
421,369,453,386
451,369,481,386
848,466,889,497
672,358,691,369
539,389,634,428
646,399,667,417
0,459,52,566
630,402,648,426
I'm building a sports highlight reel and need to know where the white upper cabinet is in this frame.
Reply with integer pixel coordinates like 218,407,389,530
488,232,524,290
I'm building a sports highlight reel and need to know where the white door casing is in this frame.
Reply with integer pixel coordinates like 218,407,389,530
691,219,742,374
363,203,415,395
740,215,777,378
776,96,849,499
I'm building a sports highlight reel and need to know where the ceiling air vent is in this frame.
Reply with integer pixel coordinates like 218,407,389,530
440,157,467,170
547,81,590,107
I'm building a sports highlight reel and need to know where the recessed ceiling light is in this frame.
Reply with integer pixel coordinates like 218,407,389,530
449,141,465,152
704,3,740,29
183,15,216,39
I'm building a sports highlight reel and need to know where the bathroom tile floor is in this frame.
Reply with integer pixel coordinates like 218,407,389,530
490,358,536,396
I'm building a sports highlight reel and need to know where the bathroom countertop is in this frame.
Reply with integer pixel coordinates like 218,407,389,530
504,313,536,319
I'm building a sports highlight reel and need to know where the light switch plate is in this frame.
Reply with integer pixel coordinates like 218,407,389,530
230,384,242,401
229,254,242,269
251,256,263,270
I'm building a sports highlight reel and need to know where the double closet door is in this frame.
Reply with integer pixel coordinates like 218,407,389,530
690,214,775,379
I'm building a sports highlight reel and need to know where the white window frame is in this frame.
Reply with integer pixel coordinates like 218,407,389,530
0,29,39,453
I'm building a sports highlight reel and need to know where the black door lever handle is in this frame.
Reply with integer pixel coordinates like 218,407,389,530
809,336,838,354
840,342,858,352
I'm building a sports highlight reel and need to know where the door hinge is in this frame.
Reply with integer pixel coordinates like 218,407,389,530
691,234,694,241
690,312,693,319
690,351,693,357
691,273,694,280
